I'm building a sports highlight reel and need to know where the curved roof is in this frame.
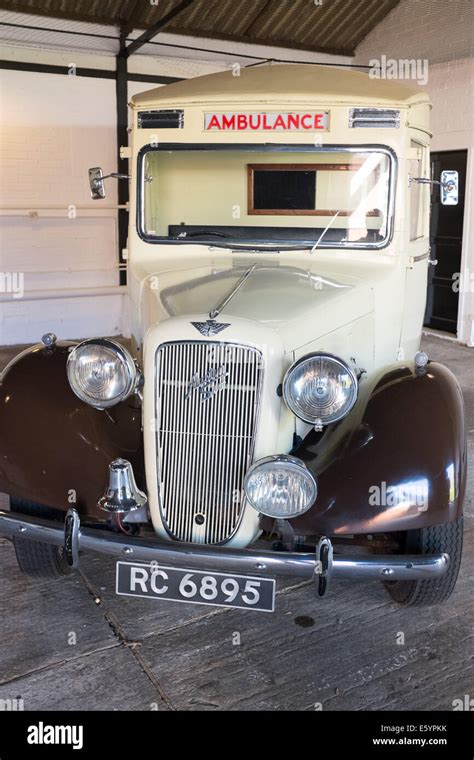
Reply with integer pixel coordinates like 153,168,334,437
131,64,430,109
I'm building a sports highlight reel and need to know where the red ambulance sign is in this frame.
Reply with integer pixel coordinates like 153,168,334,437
204,111,329,131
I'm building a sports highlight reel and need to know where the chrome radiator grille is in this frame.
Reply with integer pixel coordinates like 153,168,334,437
155,341,263,544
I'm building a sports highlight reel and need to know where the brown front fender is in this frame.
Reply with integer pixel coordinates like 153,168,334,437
288,361,466,536
0,343,144,520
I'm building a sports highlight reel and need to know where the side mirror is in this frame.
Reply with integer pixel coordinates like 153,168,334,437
441,170,458,206
88,167,106,200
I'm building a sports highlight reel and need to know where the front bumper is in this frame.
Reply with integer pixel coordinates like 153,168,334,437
0,508,449,585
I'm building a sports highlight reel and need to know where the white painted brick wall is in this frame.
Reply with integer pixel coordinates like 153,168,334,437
0,69,122,344
0,62,223,345
354,0,473,344
428,58,473,143
0,67,225,344
354,0,473,66
0,38,349,346
428,58,474,346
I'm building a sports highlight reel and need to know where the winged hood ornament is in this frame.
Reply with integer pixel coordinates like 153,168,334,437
191,319,230,337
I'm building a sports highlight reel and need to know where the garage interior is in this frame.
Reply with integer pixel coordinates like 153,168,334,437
0,0,473,711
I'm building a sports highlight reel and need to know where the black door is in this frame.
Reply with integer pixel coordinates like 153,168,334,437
424,150,467,333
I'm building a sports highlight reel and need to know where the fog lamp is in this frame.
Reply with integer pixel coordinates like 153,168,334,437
244,454,317,518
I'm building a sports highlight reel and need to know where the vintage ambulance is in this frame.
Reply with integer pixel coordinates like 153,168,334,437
0,65,465,612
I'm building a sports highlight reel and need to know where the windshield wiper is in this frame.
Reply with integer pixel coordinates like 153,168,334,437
310,211,341,254
175,230,234,239
207,241,335,253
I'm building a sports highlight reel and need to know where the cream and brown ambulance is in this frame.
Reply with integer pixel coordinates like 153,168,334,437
0,65,464,611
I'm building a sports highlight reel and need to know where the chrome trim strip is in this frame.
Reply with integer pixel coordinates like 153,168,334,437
330,554,448,579
0,510,450,582
412,251,430,263
0,340,77,382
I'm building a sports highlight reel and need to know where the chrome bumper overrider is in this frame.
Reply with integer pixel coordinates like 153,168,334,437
0,509,449,584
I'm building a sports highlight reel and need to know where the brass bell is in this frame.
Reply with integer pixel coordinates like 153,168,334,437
98,458,147,514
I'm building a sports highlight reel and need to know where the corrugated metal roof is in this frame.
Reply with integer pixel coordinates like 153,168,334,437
0,0,401,56
0,10,120,54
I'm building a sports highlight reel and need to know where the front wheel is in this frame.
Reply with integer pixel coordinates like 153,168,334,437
10,498,71,578
385,517,463,607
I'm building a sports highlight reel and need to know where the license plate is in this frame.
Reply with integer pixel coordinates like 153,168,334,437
116,561,275,612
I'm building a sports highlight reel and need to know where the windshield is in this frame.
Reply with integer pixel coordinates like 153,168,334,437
138,145,394,249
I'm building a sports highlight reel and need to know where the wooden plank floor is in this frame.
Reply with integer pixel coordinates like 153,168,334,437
0,335,472,711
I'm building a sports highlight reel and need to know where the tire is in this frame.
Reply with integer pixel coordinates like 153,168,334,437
385,517,463,607
10,497,71,578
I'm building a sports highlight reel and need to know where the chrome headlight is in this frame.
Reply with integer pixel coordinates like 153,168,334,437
283,353,358,425
244,455,317,518
67,339,139,409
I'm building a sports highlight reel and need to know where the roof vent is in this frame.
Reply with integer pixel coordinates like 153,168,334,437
137,109,184,129
349,108,400,128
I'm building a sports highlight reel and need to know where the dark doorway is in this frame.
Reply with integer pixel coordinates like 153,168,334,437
424,150,467,333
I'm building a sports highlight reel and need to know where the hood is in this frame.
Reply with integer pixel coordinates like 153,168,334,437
137,260,376,352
